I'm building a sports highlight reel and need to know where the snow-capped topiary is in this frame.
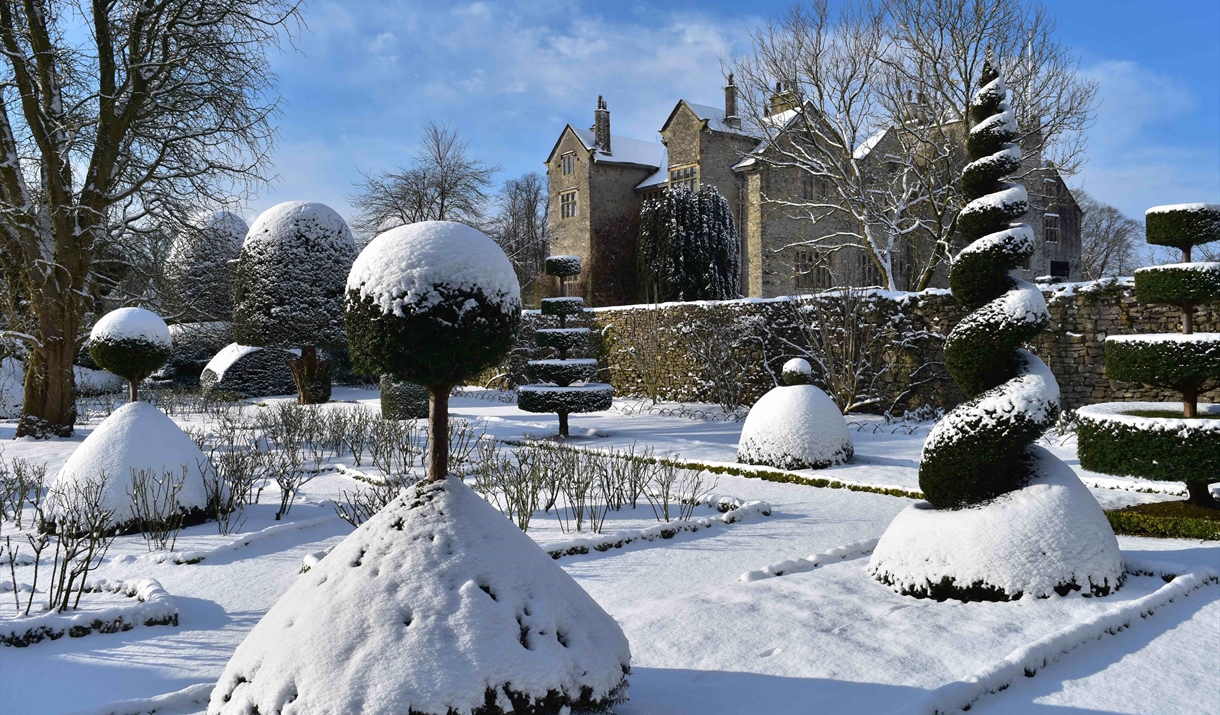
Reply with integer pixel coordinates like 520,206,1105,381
1077,402,1220,484
737,384,853,470
88,307,173,402
50,402,210,531
208,476,630,715
166,210,248,322
164,321,234,386
232,201,357,404
869,447,1124,601
345,221,521,480
519,257,612,437
781,357,812,385
200,343,298,398
380,375,429,420
637,185,740,302
1145,203,1220,256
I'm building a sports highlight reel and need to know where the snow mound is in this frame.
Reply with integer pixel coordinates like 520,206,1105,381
738,384,853,470
90,307,171,348
208,477,630,715
1146,202,1220,215
347,221,521,318
869,446,1123,600
50,402,210,529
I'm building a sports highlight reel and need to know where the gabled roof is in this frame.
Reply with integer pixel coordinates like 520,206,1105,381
660,100,762,138
543,124,666,169
635,164,669,191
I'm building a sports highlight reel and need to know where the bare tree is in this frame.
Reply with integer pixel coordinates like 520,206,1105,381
1075,190,1142,278
729,0,1098,291
349,121,500,240
0,0,301,437
489,172,550,298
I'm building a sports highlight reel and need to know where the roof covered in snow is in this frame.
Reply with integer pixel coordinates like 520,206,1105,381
662,101,762,139
564,127,666,169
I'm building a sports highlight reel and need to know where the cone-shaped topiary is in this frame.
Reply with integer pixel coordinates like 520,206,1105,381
1079,203,1220,506
345,221,521,481
232,201,357,404
917,58,1059,509
89,307,173,402
518,256,612,437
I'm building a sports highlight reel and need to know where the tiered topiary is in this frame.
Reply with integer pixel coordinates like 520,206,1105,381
88,307,173,402
232,201,357,404
518,256,613,437
868,58,1122,601
1077,203,1220,507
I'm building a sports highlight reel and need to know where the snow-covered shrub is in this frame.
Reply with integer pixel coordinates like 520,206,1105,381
210,477,630,715
345,221,521,480
50,402,211,533
232,201,357,404
637,185,740,302
166,210,248,322
380,375,429,420
1076,402,1220,483
200,343,298,398
1134,261,1220,308
781,358,812,386
1144,202,1220,255
164,321,234,385
88,307,173,403
917,60,1057,509
737,384,853,470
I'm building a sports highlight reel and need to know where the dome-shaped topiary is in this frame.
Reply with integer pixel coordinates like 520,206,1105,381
345,221,521,479
232,201,357,404
917,59,1059,509
781,357,812,386
89,307,173,402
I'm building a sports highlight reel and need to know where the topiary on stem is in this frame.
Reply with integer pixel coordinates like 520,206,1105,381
917,57,1060,509
232,201,356,404
345,221,521,481
88,307,173,402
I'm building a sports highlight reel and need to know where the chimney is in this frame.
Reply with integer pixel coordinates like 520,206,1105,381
768,81,796,116
724,74,739,128
594,95,611,154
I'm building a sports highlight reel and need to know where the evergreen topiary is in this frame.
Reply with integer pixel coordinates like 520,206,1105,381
518,256,612,436
345,221,521,481
88,307,173,402
232,201,357,404
1078,203,1220,507
637,185,740,302
380,375,429,420
166,210,248,322
917,58,1058,509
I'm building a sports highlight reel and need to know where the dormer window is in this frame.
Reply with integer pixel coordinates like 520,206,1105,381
669,165,698,192
1044,214,1060,243
562,154,575,175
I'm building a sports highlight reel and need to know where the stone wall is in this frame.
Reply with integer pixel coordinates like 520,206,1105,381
483,280,1218,414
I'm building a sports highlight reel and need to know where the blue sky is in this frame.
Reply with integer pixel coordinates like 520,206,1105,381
252,0,1220,224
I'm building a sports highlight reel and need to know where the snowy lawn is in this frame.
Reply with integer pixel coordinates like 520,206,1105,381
0,387,1215,715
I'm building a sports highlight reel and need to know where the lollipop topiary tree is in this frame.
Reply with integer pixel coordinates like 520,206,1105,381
518,256,612,437
1077,203,1220,507
345,221,522,481
867,58,1122,601
232,201,356,404
88,307,173,402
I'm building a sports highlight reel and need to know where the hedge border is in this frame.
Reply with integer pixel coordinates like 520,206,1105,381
1104,510,1220,541
1077,402,1220,483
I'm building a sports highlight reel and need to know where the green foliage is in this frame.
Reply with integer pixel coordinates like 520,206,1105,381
637,186,740,302
517,385,613,414
379,375,429,420
1105,510,1220,541
88,337,172,383
1077,408,1220,484
540,297,585,317
1134,263,1220,307
1145,204,1220,250
345,287,520,390
1105,337,1220,392
527,360,598,386
536,328,590,352
544,255,582,277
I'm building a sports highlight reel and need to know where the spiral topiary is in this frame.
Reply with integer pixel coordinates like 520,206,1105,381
917,58,1059,509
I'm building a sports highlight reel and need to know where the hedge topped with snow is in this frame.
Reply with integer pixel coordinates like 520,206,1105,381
1134,261,1220,306
1145,203,1220,250
737,384,853,470
1105,333,1220,390
1076,402,1220,483
544,255,581,277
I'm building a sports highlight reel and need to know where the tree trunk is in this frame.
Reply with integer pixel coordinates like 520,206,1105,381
427,385,450,482
558,411,569,438
1182,305,1193,335
1186,481,1218,508
287,346,332,404
128,378,139,403
1182,385,1198,419
17,336,77,438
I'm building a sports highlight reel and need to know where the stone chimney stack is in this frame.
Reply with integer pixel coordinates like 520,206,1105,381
594,95,611,154
768,81,796,116
724,74,740,128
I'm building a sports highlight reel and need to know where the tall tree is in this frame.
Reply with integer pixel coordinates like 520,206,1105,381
349,121,500,240
1075,190,1142,279
489,172,550,300
0,0,299,437
637,186,740,303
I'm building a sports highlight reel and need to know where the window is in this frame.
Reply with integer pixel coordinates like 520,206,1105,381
1044,214,1060,243
669,164,698,192
1022,253,1031,271
1050,261,1070,278
794,248,831,292
560,191,577,218
801,177,816,200
561,154,575,175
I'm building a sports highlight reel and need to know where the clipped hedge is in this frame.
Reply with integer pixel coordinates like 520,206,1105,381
540,297,585,317
1134,263,1220,307
527,359,599,386
1076,402,1220,484
535,328,591,352
1145,203,1220,250
1105,510,1220,541
1105,334,1220,389
200,345,299,398
517,384,613,414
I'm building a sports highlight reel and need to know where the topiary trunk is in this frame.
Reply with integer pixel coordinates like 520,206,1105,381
287,346,332,404
427,385,450,482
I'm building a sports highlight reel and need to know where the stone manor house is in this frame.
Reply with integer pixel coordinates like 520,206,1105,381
545,81,1081,302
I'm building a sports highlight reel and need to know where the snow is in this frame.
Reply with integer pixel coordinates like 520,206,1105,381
1107,331,1220,346
243,201,350,252
683,102,761,137
781,357,811,377
1,578,177,647
201,344,262,382
1077,401,1220,432
953,223,1035,261
1146,202,1220,215
571,127,665,168
1136,260,1220,273
208,477,630,715
852,127,888,160
738,384,854,469
960,181,1027,218
635,166,668,190
192,210,248,244
346,221,521,318
1,358,124,417
49,402,210,528
90,308,172,349
869,446,1124,599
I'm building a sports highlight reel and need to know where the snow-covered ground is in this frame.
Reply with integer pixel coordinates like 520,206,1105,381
1,387,1215,715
